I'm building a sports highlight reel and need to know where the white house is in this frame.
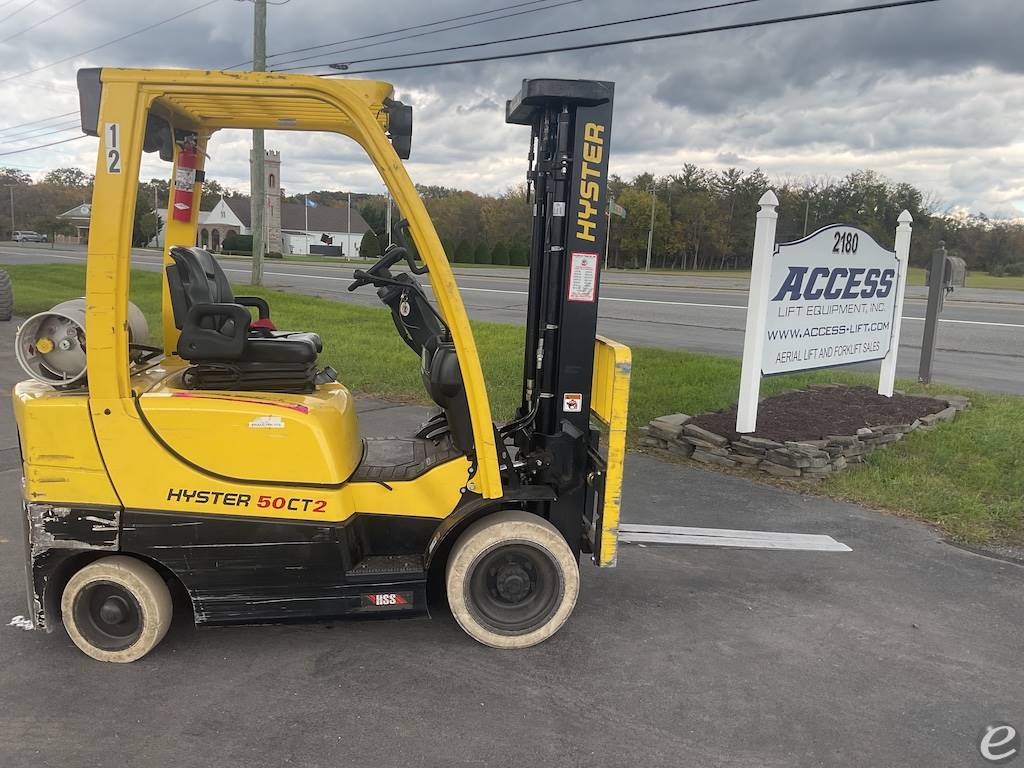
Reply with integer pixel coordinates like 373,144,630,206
203,197,369,257
151,195,370,258
56,203,93,243
196,197,248,252
143,150,370,256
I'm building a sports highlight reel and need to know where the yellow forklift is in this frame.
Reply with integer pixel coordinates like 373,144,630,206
12,69,631,661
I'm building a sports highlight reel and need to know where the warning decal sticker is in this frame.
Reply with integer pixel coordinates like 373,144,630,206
567,251,598,302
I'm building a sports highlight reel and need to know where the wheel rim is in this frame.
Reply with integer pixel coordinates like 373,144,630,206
466,542,564,636
72,580,143,652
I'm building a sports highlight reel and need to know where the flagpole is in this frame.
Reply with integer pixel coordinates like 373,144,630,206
304,194,309,255
347,191,352,259
605,197,612,270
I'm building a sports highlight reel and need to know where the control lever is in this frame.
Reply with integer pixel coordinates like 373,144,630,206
395,219,429,275
347,269,372,291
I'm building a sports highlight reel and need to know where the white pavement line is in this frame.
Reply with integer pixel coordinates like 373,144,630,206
15,254,1024,329
618,523,852,552
901,316,1024,329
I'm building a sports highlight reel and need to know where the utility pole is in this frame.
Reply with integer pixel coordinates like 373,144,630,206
644,182,656,272
604,196,613,269
250,0,267,285
385,189,392,247
6,185,14,238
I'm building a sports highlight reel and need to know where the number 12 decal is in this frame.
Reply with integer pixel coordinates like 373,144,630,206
105,122,121,174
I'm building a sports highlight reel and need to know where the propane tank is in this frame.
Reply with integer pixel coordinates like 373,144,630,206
16,299,149,388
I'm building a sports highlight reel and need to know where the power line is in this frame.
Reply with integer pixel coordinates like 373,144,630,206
324,0,944,77
0,0,220,85
0,0,90,45
6,76,79,96
297,0,768,72
0,134,88,157
227,0,558,69
0,111,78,135
0,1,563,139
0,121,80,144
0,0,41,26
269,0,582,71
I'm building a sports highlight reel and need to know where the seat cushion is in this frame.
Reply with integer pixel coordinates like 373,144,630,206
262,331,323,353
242,336,318,364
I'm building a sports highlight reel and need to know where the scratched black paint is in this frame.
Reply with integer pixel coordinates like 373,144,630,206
120,510,436,625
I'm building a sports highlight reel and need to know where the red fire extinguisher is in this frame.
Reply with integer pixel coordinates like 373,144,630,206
172,137,198,223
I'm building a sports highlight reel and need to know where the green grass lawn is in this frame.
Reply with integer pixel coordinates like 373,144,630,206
3,262,1021,546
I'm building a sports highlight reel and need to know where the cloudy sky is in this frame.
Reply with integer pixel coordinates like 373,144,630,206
0,0,1021,217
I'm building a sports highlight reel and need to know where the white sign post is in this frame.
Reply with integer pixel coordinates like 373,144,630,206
878,210,913,396
736,192,912,433
736,191,779,434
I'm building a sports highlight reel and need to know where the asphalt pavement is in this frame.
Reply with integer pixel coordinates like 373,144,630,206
2,242,1022,394
0,318,1020,768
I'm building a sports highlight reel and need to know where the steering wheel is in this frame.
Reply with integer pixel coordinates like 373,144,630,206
347,219,428,292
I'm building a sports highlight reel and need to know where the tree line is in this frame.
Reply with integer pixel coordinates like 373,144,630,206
5,164,1022,276
383,168,1023,275
602,166,1024,275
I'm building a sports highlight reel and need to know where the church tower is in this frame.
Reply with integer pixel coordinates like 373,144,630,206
249,148,283,254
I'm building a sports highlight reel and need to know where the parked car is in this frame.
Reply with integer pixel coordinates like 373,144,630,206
12,231,46,242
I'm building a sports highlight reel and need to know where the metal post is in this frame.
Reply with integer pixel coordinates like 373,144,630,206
347,191,352,258
644,182,656,272
250,0,267,285
803,196,810,236
918,241,946,384
7,185,14,237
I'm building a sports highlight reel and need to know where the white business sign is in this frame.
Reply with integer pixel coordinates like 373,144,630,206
762,225,899,374
735,191,913,433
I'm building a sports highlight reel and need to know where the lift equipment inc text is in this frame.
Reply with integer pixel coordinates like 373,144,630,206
762,227,901,375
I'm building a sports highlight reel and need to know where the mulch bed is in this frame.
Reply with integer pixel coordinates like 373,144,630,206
690,386,949,443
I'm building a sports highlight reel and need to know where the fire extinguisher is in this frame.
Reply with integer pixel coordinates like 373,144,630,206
172,137,198,223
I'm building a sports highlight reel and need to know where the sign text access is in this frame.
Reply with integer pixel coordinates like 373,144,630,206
763,226,899,374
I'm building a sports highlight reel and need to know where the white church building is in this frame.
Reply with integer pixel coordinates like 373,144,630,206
153,149,370,258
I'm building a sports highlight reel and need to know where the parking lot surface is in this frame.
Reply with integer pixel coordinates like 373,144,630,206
0,323,1020,768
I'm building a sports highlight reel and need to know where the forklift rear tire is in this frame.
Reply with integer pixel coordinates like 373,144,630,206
0,269,12,321
60,556,173,663
446,510,579,649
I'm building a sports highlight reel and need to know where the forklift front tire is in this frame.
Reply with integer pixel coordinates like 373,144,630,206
60,556,173,663
446,510,579,649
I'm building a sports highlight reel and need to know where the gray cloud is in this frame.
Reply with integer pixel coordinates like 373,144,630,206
0,0,1021,216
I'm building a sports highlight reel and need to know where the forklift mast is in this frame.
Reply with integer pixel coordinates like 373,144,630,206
506,79,615,553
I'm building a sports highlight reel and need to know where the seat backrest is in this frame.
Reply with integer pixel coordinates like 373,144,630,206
422,340,473,453
166,246,236,330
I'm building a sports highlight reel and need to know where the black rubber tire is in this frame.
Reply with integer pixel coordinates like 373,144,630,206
0,269,12,321
61,556,173,663
446,510,579,649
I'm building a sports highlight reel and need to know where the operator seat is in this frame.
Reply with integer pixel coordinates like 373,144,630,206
165,246,326,392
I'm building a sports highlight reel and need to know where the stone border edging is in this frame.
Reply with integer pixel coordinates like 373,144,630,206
640,393,971,480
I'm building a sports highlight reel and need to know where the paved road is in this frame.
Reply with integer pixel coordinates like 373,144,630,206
0,318,1021,767
2,243,1022,394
